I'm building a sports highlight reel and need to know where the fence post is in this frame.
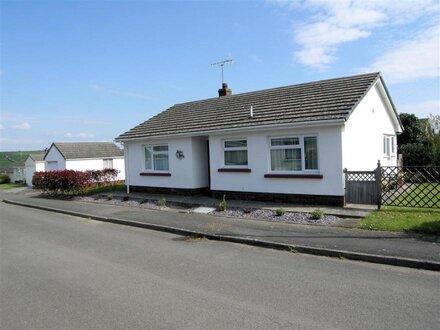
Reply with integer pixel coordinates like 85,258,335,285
376,160,382,210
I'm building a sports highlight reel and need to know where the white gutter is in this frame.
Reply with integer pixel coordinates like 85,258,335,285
116,119,345,142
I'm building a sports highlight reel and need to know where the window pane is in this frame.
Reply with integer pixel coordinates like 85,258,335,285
103,159,113,169
153,153,169,171
271,149,301,171
145,147,152,170
271,137,299,146
304,137,318,170
153,145,168,152
225,140,247,148
391,136,395,153
225,150,248,166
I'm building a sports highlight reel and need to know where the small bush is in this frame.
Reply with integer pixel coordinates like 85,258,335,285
158,198,167,207
94,195,100,200
218,195,227,211
107,194,113,201
0,173,11,184
140,198,147,204
122,196,129,201
243,208,252,214
311,209,324,220
275,208,286,216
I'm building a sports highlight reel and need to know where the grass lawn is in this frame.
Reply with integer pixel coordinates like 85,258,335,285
358,206,440,235
0,183,27,190
393,183,440,208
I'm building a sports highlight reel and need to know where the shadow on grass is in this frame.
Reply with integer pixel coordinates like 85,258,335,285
406,220,440,236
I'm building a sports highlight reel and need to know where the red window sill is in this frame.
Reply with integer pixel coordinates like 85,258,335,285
218,168,252,173
264,173,323,179
140,172,171,177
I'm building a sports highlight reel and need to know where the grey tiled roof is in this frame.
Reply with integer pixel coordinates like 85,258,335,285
47,142,124,160
116,72,383,141
28,153,45,162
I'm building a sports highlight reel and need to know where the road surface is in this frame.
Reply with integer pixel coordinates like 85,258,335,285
1,202,439,329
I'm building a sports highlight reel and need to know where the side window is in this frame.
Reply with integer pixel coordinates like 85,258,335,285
103,158,113,169
223,139,248,166
383,135,395,159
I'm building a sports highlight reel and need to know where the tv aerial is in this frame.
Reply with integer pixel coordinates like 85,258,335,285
211,58,233,84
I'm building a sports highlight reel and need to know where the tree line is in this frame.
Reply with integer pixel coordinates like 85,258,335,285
398,113,440,166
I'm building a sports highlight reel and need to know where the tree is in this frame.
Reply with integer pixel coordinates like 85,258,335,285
397,113,424,145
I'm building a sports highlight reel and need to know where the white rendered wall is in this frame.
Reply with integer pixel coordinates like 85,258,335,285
66,157,125,180
209,125,344,196
125,136,209,189
112,158,126,180
342,82,399,170
36,161,45,172
25,158,45,186
25,158,36,186
44,147,66,170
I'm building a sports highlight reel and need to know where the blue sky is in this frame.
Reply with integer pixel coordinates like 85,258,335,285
1,0,439,151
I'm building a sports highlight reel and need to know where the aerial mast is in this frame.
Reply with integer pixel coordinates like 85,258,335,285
211,58,233,84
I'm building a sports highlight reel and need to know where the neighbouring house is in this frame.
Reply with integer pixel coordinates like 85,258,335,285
0,162,26,183
116,72,403,206
25,153,46,186
44,142,125,180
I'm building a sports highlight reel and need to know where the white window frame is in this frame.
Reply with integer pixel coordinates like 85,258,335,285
103,158,113,169
383,135,396,160
268,135,319,174
143,144,170,172
222,138,248,168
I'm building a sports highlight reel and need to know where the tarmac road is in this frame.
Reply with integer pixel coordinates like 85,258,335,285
1,202,439,329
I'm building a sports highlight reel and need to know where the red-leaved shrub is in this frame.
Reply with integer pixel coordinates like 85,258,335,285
32,169,119,195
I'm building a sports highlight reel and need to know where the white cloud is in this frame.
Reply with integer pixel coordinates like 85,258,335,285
398,99,440,118
11,122,31,130
64,132,95,139
359,25,440,83
272,0,440,70
89,84,150,100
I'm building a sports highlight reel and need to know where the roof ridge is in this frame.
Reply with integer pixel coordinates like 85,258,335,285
173,72,380,107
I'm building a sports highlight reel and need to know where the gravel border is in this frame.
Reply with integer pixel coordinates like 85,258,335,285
74,196,339,225
210,207,337,225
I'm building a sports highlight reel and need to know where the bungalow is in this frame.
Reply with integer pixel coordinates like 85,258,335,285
25,152,46,186
116,72,403,206
0,162,26,183
44,142,125,180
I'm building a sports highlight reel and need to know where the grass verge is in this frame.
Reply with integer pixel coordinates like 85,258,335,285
358,206,440,235
0,183,27,190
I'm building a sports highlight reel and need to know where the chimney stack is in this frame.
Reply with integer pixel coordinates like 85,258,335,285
218,82,232,97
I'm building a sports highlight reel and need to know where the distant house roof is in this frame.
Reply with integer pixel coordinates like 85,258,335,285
117,72,397,141
45,142,124,160
0,167,14,174
27,153,46,162
0,161,25,173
